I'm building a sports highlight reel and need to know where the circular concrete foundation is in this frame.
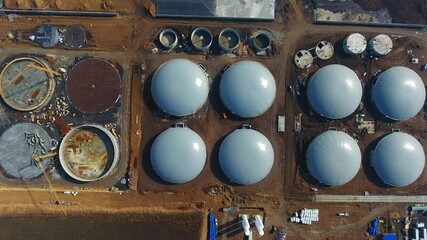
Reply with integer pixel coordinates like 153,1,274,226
0,123,53,179
59,125,119,182
0,57,55,111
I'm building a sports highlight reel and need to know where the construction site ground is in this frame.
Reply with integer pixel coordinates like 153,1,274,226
0,0,425,239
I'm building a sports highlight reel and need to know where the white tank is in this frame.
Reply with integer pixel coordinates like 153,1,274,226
241,215,251,236
368,34,393,56
294,50,313,69
254,215,264,236
343,33,367,55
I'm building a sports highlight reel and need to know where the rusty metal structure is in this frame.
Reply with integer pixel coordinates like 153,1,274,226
66,58,121,113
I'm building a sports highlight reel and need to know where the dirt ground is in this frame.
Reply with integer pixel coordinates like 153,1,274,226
4,0,136,13
354,0,427,24
0,0,424,239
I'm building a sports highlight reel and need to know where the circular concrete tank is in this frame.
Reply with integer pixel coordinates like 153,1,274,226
294,50,313,69
368,34,393,56
159,29,178,50
191,27,213,51
0,57,55,111
315,41,334,60
0,123,54,179
59,125,119,182
343,33,367,55
253,32,271,52
218,28,240,52
66,58,121,113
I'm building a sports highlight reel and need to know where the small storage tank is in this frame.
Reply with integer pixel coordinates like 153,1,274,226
218,28,240,52
368,34,393,56
253,32,271,52
315,41,334,60
159,29,178,50
59,125,119,182
343,33,367,55
191,27,213,51
294,50,313,69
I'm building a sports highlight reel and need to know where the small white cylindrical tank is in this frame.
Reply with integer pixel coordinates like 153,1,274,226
343,33,367,55
254,215,264,236
368,34,393,56
241,215,251,236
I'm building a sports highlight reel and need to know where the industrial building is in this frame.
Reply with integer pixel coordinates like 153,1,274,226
150,127,206,184
154,0,275,20
371,66,426,121
307,64,362,119
219,128,274,185
220,61,276,118
306,130,361,187
151,59,209,116
371,132,425,187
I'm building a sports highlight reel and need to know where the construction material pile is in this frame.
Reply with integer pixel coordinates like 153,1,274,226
289,208,319,225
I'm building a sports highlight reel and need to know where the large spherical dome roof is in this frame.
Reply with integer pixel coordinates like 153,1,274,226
372,132,425,187
306,131,361,186
372,67,426,121
151,59,209,116
219,129,274,185
307,64,362,119
150,127,206,184
220,61,276,118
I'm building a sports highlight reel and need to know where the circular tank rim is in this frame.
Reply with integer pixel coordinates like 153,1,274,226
59,124,119,182
0,57,55,111
159,29,178,49
218,28,241,52
253,32,271,51
65,58,122,114
191,27,213,50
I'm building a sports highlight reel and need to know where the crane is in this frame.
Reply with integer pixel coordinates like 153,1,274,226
32,152,67,216
27,63,61,76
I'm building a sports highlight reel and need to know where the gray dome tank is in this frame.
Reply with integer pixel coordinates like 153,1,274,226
151,59,209,116
219,129,274,185
306,131,361,186
220,61,276,118
307,64,362,119
371,67,426,121
150,127,206,184
371,132,425,187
